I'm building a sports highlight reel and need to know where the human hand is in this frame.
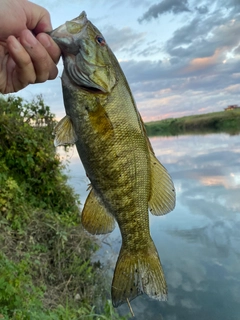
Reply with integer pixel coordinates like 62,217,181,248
0,0,61,93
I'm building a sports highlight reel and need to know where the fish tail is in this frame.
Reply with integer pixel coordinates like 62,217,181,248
111,239,167,307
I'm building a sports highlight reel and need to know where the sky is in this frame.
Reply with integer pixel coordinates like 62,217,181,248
15,0,240,122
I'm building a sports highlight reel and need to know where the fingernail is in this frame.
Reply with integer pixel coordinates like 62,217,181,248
8,36,21,51
24,30,37,47
38,34,51,48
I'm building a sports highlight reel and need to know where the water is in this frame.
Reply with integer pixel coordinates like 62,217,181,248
63,133,240,320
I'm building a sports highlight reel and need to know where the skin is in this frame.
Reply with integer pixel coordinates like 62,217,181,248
0,0,61,93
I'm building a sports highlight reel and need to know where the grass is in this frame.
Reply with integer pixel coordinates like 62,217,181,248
145,109,240,136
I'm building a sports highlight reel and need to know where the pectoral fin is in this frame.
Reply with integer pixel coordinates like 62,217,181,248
148,152,176,216
54,115,77,147
82,188,115,235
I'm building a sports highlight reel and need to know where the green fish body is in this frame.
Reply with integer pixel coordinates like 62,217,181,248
51,12,175,307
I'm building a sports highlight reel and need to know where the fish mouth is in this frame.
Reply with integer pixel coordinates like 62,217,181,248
79,85,104,94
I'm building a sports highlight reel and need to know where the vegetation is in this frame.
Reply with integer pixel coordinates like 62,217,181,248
0,96,129,319
145,109,240,136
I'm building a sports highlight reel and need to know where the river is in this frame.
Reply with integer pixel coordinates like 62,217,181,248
63,133,240,320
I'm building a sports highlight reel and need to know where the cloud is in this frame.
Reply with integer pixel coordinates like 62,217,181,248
225,83,240,94
137,44,161,57
182,48,226,74
233,44,240,55
165,17,226,59
104,26,161,58
165,3,240,62
195,5,208,14
103,26,146,53
106,0,150,9
139,0,191,22
223,0,240,10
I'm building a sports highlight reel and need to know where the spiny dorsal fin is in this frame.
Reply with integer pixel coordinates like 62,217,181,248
54,115,77,147
81,188,116,235
148,151,175,215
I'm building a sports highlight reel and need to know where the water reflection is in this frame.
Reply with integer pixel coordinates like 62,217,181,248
63,133,240,320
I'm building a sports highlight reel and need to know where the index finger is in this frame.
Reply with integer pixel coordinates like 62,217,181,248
19,30,58,82
36,33,61,65
24,1,52,33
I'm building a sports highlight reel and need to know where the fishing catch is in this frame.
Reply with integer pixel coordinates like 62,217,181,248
50,12,175,307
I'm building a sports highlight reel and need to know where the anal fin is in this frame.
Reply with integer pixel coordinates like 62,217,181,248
148,152,175,215
81,188,115,235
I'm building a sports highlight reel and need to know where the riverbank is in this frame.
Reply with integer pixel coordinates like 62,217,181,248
145,109,240,136
0,96,128,320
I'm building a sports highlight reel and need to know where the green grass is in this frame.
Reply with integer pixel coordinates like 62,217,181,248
145,109,240,136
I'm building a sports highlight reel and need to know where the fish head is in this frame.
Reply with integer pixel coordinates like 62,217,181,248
50,11,117,93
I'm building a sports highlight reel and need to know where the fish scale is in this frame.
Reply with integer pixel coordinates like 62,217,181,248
51,11,175,307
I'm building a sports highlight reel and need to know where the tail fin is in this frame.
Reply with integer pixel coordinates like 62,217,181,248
111,239,167,307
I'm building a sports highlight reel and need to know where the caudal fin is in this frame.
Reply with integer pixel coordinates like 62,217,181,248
111,239,167,307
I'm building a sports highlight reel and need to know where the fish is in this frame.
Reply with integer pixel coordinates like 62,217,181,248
50,11,175,307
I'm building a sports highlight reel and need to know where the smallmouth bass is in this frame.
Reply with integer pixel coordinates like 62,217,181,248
50,12,175,307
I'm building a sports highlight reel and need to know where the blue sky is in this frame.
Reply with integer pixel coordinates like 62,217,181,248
15,0,240,122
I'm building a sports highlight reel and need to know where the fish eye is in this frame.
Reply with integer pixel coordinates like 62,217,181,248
96,36,106,46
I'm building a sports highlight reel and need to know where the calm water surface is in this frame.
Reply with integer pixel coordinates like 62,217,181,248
63,133,240,320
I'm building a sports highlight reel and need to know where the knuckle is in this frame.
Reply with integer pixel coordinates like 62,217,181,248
16,62,37,86
33,53,51,83
21,55,33,68
28,74,37,84
20,74,36,87
35,69,50,83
